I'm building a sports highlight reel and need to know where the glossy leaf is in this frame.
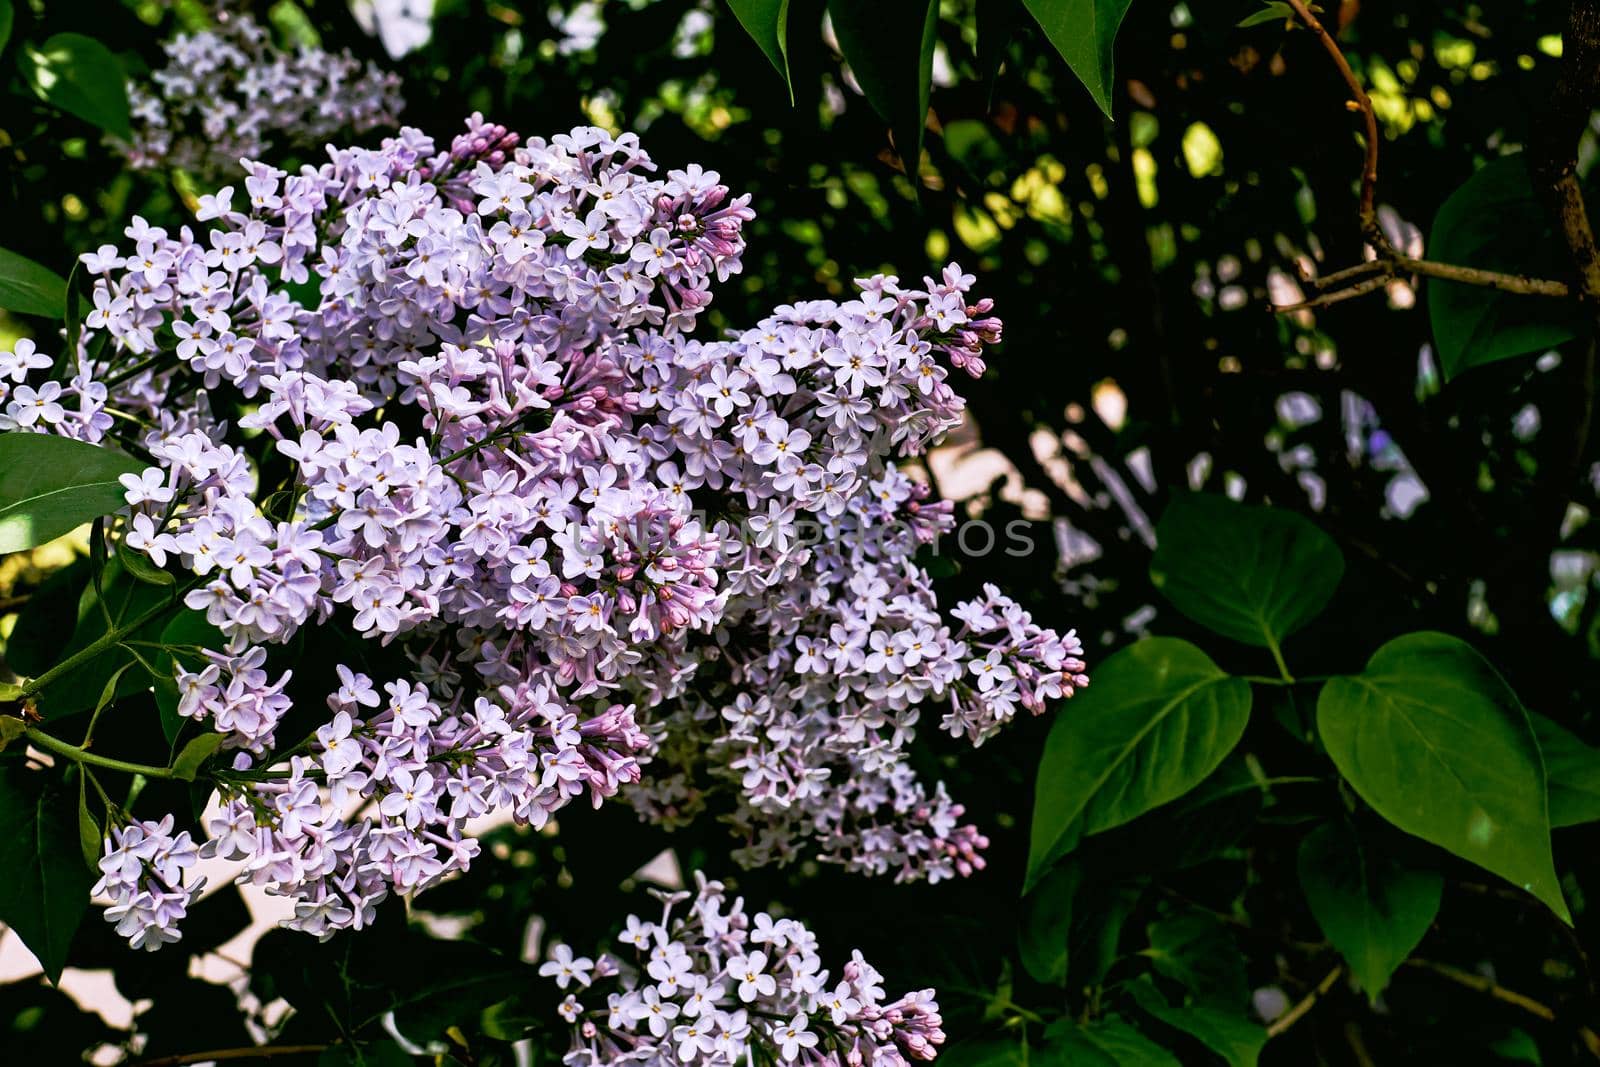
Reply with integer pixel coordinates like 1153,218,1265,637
1149,493,1343,649
1021,0,1134,116
1317,632,1568,921
827,0,938,173
1529,712,1600,828
1427,157,1584,379
0,764,95,983
1027,637,1251,890
1297,819,1442,1000
1125,978,1266,1067
19,33,132,138
725,0,792,99
0,246,68,319
0,432,147,553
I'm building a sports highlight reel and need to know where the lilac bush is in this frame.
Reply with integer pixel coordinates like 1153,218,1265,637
0,115,1084,970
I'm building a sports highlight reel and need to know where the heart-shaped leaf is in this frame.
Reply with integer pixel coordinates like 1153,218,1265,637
1297,818,1442,1000
1026,637,1251,890
1317,632,1568,921
1150,493,1343,651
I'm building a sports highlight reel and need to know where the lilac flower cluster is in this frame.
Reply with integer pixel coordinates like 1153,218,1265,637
0,114,1085,950
92,816,205,952
542,874,944,1065
120,5,403,179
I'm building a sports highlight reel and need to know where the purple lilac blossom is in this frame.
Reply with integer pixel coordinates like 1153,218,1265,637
119,4,403,180
0,115,1085,951
542,873,945,1065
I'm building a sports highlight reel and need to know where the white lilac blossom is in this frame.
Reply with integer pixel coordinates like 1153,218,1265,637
0,114,1085,950
120,5,403,179
543,874,945,1065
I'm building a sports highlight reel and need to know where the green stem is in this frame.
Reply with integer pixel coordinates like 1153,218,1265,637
24,726,177,779
1265,634,1295,684
20,595,180,698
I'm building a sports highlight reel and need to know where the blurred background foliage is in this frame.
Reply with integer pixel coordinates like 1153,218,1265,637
4,0,1600,1064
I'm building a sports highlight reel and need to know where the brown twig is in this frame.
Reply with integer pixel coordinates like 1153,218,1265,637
1406,959,1600,1059
1283,0,1380,244
1268,0,1573,313
135,1044,333,1066
1265,965,1343,1039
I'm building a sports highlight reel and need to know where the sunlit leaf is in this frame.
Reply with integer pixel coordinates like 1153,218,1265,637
18,33,132,138
0,432,146,554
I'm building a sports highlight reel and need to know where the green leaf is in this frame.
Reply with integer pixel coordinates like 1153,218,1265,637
76,773,101,872
1529,712,1600,828
0,715,26,750
1020,0,1134,117
1149,493,1344,650
1427,156,1585,379
1143,911,1247,1007
1297,819,1442,1000
5,557,90,678
1317,632,1569,921
1045,1017,1183,1067
18,34,132,138
1027,637,1251,890
0,764,95,983
1125,978,1266,1067
1019,861,1081,984
0,433,147,553
35,557,172,720
1237,2,1295,28
827,0,938,174
116,535,173,585
0,246,68,319
169,732,224,782
725,0,793,100
0,1,13,56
